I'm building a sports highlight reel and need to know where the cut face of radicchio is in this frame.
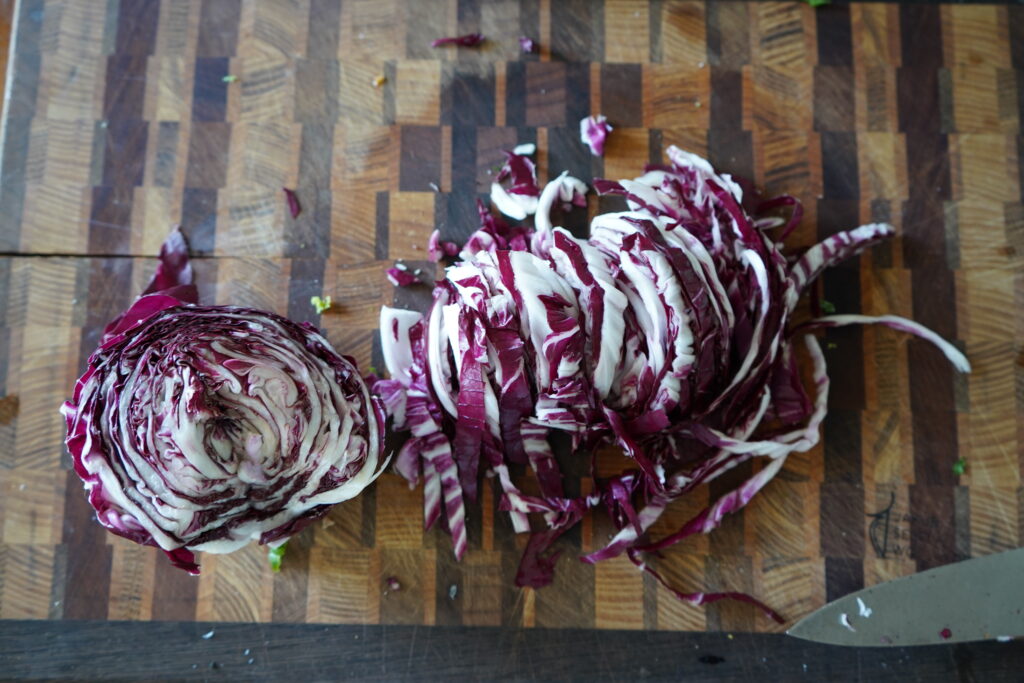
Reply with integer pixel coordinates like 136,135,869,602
579,115,612,156
61,230,386,574
376,147,969,621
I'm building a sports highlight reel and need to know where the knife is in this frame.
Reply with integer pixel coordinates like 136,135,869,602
787,547,1024,646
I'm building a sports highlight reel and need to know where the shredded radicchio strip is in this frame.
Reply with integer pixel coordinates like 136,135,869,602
431,33,484,48
376,146,969,621
283,188,301,218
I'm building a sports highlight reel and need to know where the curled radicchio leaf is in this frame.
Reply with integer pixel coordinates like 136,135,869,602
61,229,386,574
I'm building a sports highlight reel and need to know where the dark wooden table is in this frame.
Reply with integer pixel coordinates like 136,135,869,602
2,0,1024,679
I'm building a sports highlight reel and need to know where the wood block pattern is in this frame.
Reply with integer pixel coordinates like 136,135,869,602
0,0,1020,633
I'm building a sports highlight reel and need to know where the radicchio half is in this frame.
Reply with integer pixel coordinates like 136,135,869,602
61,230,387,574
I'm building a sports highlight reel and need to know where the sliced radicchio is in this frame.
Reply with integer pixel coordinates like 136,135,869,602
427,229,460,262
61,229,386,574
376,147,969,621
490,149,542,220
283,187,301,218
580,115,612,157
430,33,485,48
386,265,421,287
519,36,536,53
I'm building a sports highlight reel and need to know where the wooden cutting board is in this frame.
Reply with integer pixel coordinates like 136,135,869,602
0,0,1020,634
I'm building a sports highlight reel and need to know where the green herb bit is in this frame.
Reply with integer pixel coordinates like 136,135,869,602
952,457,967,477
821,300,836,315
222,74,239,83
827,342,838,350
805,0,829,6
310,295,332,314
268,543,287,572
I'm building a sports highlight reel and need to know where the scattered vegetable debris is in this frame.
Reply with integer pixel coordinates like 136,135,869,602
373,75,387,88
519,36,536,53
222,74,238,83
311,295,332,314
201,630,215,640
386,576,402,591
283,187,301,218
386,266,419,287
268,543,287,572
952,456,967,476
579,114,612,156
431,33,484,48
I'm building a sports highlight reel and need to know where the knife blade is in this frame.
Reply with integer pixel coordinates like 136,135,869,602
787,547,1024,646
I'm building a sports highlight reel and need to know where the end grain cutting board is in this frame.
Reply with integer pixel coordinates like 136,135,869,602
0,0,1021,635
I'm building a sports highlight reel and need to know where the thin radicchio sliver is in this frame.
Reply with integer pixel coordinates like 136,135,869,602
430,33,484,48
283,187,301,218
376,146,970,620
61,229,386,574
